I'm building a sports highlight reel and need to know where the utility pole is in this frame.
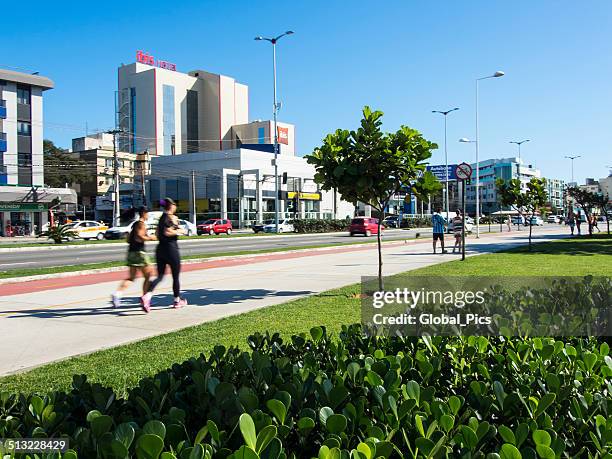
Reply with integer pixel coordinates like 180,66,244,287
190,170,197,225
106,128,123,227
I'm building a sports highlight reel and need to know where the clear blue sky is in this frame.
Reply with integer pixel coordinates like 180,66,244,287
4,0,611,183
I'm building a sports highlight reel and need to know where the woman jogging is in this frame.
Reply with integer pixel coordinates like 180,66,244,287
111,207,156,308
141,198,187,312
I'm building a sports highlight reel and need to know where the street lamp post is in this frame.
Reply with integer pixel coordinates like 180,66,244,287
255,30,294,233
510,139,530,179
475,71,505,238
564,155,581,184
432,107,459,219
459,137,476,218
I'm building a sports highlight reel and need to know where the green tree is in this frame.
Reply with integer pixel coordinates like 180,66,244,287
496,177,548,250
412,170,444,214
44,139,90,188
566,186,599,235
593,192,610,235
307,106,438,289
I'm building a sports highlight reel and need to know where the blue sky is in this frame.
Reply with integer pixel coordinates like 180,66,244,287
4,0,612,183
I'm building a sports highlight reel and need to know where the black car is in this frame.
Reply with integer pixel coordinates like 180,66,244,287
252,219,274,233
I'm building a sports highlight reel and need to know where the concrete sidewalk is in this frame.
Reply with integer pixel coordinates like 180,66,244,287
0,228,566,376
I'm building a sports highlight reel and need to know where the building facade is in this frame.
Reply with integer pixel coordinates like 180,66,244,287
147,148,354,227
545,178,565,213
117,54,249,156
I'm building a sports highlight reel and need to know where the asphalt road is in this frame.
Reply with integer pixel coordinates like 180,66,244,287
0,223,535,272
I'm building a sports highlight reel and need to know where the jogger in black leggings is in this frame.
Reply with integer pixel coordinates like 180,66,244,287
141,197,187,312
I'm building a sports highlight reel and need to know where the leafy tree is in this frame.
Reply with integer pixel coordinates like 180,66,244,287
412,170,443,214
566,186,599,235
496,177,548,250
593,193,611,235
307,106,438,289
44,139,90,188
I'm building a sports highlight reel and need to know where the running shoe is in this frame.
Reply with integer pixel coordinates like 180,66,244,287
173,298,187,309
111,293,121,309
141,292,152,313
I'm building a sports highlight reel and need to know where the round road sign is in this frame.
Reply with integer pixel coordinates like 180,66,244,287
455,162,473,181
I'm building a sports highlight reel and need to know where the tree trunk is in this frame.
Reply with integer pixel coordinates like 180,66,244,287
607,216,610,235
377,219,383,291
529,215,533,251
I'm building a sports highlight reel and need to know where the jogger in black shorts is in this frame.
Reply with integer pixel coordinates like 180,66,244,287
141,197,187,312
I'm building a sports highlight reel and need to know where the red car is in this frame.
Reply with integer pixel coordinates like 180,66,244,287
197,218,233,235
349,217,382,237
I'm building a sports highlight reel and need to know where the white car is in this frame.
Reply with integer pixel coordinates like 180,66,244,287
104,220,156,239
64,220,108,240
512,215,526,226
447,216,474,233
178,219,197,236
547,215,561,224
263,219,295,233
528,216,544,226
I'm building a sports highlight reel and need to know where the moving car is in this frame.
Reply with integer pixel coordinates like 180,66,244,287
64,220,108,240
178,219,197,236
447,216,474,234
547,215,561,224
349,217,381,237
528,216,544,226
263,219,295,233
252,219,274,233
197,219,233,235
104,220,139,240
383,215,400,228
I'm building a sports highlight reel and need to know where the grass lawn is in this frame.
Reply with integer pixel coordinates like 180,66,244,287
1,234,609,394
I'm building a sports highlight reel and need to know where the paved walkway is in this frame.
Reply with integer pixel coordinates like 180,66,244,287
0,228,567,375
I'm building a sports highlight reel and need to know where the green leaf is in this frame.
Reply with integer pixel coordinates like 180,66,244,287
91,415,113,438
461,425,479,449
439,414,455,433
239,413,257,451
406,380,420,404
235,445,260,459
500,443,522,459
493,381,506,410
310,326,324,342
297,416,315,435
189,444,205,459
583,352,598,372
319,406,334,427
498,425,516,445
143,420,166,440
63,450,78,459
415,437,435,456
267,399,287,424
448,395,461,415
534,393,556,419
415,414,425,437
535,445,555,459
111,439,129,458
532,430,551,447
255,425,277,454
136,434,164,459
326,414,348,434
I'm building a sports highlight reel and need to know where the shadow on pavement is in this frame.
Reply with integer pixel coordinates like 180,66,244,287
1,288,313,320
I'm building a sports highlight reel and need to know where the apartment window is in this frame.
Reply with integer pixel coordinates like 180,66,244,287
18,152,32,166
17,86,31,105
105,158,113,168
17,121,31,135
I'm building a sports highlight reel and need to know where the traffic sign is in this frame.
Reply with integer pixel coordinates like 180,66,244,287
455,162,473,181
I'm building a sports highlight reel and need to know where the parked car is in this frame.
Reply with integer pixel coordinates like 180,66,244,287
528,216,544,226
349,217,382,237
447,216,474,234
511,215,526,226
178,219,197,236
547,215,561,224
263,219,295,233
383,215,401,228
64,220,108,240
252,219,274,233
197,219,233,235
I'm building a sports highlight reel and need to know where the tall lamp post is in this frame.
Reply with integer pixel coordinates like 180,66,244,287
432,107,459,219
475,71,505,238
459,137,477,217
255,30,294,233
564,155,581,184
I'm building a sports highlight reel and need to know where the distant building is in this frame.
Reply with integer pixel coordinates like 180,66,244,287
580,178,600,194
0,68,76,236
544,178,565,213
599,174,612,202
71,133,150,221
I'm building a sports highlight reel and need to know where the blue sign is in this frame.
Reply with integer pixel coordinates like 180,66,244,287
426,164,458,181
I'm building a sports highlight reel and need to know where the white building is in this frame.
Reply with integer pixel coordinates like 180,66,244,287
0,68,76,236
147,148,355,227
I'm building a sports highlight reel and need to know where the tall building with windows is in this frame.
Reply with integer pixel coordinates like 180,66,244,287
117,54,249,156
0,68,54,186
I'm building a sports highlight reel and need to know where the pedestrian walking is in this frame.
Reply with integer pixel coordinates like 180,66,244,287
567,212,575,235
452,210,463,254
141,198,187,312
432,207,447,254
111,207,156,308
575,212,582,235
590,215,600,233
506,215,512,232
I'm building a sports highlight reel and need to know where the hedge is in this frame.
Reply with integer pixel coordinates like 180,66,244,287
293,219,349,233
1,326,610,458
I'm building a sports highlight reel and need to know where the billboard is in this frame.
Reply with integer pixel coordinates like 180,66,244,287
277,126,289,145
426,164,458,181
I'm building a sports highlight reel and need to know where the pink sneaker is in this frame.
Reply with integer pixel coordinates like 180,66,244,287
173,298,187,309
141,292,152,313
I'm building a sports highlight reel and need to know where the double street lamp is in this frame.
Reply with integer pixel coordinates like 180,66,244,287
510,139,530,179
255,30,294,233
564,155,581,184
432,107,459,218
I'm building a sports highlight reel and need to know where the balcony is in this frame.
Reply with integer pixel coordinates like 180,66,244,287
0,100,5,119
0,132,6,153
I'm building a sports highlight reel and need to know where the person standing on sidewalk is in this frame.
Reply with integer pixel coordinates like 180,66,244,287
432,207,447,254
575,212,582,235
141,198,187,312
567,212,575,235
452,210,463,254
111,207,156,308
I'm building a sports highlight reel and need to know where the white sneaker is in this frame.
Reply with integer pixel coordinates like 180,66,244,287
111,293,121,308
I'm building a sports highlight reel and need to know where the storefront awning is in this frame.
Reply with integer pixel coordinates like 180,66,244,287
0,186,77,206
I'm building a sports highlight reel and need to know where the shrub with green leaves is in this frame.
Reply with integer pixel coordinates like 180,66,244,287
0,327,610,458
293,219,349,233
